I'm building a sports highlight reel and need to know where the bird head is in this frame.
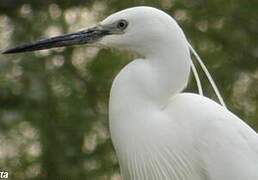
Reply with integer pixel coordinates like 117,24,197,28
2,6,186,57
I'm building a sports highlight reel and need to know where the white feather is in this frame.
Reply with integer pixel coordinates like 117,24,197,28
101,6,258,180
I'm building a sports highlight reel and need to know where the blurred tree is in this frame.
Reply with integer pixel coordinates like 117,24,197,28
0,0,257,179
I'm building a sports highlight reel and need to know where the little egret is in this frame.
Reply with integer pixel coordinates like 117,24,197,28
3,6,258,180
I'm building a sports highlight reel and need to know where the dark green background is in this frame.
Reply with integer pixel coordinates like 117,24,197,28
0,0,257,179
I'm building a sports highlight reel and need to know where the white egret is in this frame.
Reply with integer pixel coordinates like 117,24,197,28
3,6,258,180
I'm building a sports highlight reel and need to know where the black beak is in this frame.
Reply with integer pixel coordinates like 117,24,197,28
2,25,109,54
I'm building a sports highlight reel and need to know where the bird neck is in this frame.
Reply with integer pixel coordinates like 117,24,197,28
110,40,191,112
109,39,191,151
147,46,191,107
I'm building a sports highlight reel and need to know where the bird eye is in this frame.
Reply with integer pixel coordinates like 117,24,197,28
117,20,128,30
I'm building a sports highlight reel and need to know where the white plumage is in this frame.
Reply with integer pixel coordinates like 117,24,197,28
99,7,258,180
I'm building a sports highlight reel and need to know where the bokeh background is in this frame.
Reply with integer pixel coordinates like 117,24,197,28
0,0,257,179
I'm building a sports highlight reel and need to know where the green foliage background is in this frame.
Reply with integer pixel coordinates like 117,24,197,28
0,0,257,179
